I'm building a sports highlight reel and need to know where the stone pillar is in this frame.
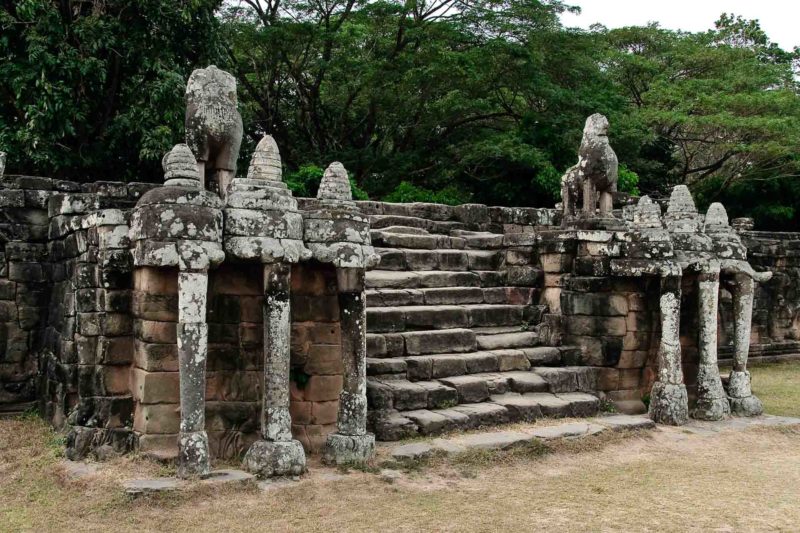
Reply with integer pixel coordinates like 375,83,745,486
727,273,763,416
648,275,688,425
323,268,375,464
177,269,211,478
243,262,306,477
691,268,730,420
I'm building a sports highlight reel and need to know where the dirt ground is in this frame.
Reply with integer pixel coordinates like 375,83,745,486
1,362,799,532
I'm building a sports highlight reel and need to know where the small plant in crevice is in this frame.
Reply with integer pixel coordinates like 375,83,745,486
290,368,310,389
438,399,458,409
599,398,618,414
641,393,651,410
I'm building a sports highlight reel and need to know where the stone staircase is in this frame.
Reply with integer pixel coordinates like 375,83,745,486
362,211,601,440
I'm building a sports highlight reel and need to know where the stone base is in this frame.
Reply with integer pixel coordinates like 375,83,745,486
648,381,688,426
727,370,764,417
691,396,731,421
692,366,731,421
177,430,211,479
729,396,764,417
242,439,306,478
322,433,376,465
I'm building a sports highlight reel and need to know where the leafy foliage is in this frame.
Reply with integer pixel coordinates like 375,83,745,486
0,0,224,180
1,2,799,228
383,181,472,205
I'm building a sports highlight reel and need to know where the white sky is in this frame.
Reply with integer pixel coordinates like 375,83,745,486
560,0,800,51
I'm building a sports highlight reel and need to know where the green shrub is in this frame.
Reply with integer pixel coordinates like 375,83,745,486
383,181,472,205
618,164,640,195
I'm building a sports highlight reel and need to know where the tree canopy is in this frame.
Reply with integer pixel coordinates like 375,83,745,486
1,1,799,229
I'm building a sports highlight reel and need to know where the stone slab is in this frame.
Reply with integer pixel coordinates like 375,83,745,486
596,414,656,431
123,478,182,495
383,415,657,461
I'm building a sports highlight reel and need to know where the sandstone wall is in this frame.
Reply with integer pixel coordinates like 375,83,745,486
0,178,798,444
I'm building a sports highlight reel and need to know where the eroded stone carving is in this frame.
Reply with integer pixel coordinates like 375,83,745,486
304,162,380,270
561,114,619,224
185,65,243,198
703,202,772,416
130,144,226,478
317,161,353,203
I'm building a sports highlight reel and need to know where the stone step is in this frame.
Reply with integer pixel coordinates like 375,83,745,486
366,286,539,307
367,378,459,412
370,230,466,250
366,270,484,289
531,366,599,393
367,304,531,333
377,225,429,235
368,345,565,379
404,351,532,381
0,401,37,419
368,214,466,234
367,365,596,414
375,247,502,272
367,328,477,358
370,391,600,439
476,331,540,350
450,230,506,249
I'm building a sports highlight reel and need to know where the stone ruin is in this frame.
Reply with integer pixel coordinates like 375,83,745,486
0,70,795,478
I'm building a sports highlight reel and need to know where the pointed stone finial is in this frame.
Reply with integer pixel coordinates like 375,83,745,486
247,135,282,181
704,202,729,231
666,185,697,215
633,195,662,229
664,185,701,233
162,144,201,188
317,162,352,201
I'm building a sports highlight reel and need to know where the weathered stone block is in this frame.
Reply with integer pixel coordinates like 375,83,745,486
96,336,133,365
540,253,572,273
303,344,343,375
134,403,180,434
567,315,626,336
133,339,178,371
131,368,180,403
310,400,339,425
303,375,344,402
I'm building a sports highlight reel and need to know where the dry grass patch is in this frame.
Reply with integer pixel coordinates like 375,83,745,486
5,417,799,532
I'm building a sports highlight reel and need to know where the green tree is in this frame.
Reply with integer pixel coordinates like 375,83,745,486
0,0,224,180
599,17,800,198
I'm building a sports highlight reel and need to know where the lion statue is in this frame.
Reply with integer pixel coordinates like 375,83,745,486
560,113,618,223
185,65,243,198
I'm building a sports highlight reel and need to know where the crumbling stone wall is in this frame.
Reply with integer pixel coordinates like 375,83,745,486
0,177,156,456
729,231,800,349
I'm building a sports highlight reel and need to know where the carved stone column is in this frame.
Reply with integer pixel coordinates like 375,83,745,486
323,268,375,464
226,135,311,477
727,273,763,416
691,266,730,420
130,144,224,477
648,275,688,425
177,269,211,478
242,263,306,477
